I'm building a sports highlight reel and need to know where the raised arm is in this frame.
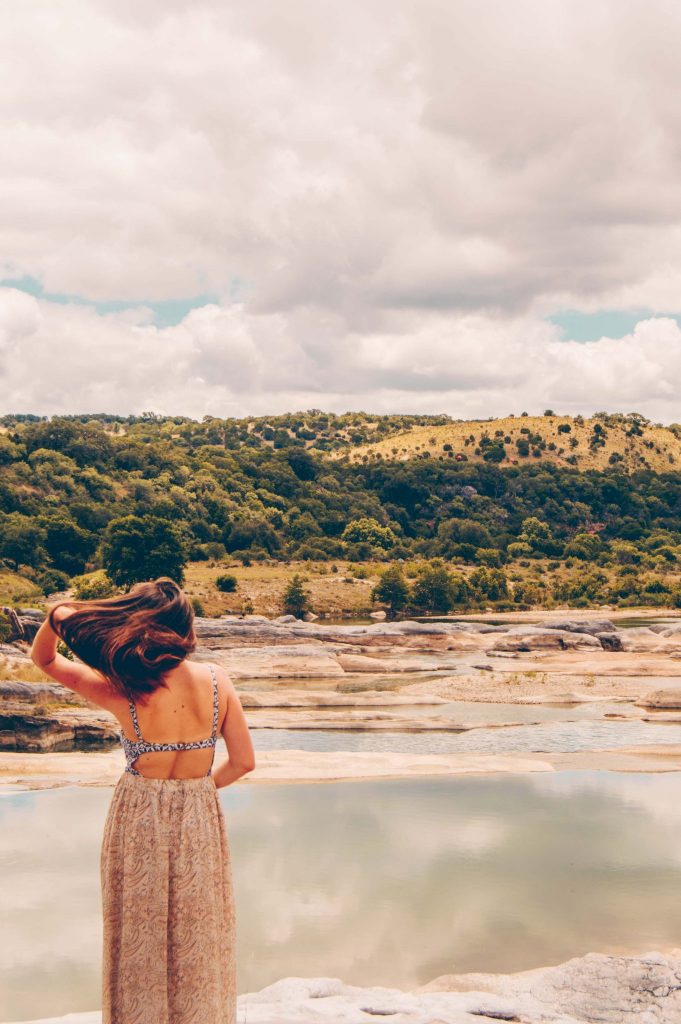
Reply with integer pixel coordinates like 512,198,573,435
30,606,117,708
212,667,256,789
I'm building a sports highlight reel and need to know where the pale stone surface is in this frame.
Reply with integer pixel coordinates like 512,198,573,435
245,708,481,731
6,950,680,1024
493,627,604,652
2,744,681,791
239,690,448,708
335,653,392,672
637,687,681,708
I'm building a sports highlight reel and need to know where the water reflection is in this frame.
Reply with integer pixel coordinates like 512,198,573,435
1,773,681,1020
252,717,681,754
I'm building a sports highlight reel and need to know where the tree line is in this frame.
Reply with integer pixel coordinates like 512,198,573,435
1,415,681,608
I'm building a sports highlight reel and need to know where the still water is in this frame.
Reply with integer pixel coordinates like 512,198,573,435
1,772,681,1021
252,717,681,754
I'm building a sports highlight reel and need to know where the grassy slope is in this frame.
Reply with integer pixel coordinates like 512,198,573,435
337,415,681,471
184,560,377,618
0,570,42,606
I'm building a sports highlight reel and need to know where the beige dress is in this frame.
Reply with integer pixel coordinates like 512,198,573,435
100,666,236,1023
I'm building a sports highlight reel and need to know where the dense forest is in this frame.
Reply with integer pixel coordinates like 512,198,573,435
1,411,681,611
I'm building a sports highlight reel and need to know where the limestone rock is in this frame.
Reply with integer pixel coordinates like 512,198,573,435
493,628,602,652
0,705,119,752
10,949,681,1023
596,631,623,651
658,623,681,637
0,679,85,705
636,687,681,709
237,690,448,708
335,653,391,673
545,618,617,635
618,634,681,653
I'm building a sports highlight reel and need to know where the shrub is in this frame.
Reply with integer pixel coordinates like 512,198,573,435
36,569,71,595
215,573,238,593
0,612,12,643
372,565,410,616
342,517,397,549
191,597,205,616
475,548,502,568
470,567,508,601
507,541,533,559
282,574,311,618
411,564,466,613
72,572,116,600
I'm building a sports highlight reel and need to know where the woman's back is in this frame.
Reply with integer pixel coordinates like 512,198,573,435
118,661,226,779
30,578,251,1024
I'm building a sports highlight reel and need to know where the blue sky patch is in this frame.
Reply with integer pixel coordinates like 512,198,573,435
0,276,220,327
548,308,681,342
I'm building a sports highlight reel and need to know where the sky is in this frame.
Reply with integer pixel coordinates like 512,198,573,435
2,0,681,421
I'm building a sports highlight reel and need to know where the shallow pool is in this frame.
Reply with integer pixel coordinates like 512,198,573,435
2,772,681,1020
252,715,681,754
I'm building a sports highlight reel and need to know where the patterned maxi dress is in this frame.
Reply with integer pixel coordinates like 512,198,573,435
100,665,236,1024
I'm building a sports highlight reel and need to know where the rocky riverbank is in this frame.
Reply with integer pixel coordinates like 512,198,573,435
5,610,681,752
5,948,680,1024
2,742,681,791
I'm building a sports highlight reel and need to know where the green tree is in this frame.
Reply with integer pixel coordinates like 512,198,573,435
563,532,602,560
411,564,460,613
518,516,554,553
215,573,238,593
372,564,410,617
36,568,71,595
282,574,311,617
102,515,188,588
40,514,96,574
437,518,493,549
342,516,397,549
470,567,508,601
72,571,117,600
0,512,47,570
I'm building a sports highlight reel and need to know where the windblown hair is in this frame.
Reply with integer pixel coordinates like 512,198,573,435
49,577,196,700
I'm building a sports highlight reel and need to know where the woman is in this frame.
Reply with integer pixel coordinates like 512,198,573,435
30,576,256,1024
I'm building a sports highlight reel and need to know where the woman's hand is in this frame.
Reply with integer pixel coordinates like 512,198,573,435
31,604,116,705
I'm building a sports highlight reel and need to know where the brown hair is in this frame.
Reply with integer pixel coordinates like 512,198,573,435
49,577,196,700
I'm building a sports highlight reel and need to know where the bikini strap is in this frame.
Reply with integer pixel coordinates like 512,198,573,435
210,664,219,740
128,697,143,741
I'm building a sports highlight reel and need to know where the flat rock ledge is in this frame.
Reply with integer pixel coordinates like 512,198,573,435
2,745,681,790
7,950,680,1024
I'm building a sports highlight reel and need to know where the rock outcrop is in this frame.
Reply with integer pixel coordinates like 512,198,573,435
0,680,118,752
636,687,681,709
13,950,681,1023
0,704,120,752
492,627,603,652
0,605,42,642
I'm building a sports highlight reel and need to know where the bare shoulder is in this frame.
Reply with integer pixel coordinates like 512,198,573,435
210,662,239,701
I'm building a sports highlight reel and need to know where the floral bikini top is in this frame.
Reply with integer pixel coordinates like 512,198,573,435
120,664,220,777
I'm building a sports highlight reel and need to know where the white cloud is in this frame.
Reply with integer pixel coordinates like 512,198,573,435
2,1,681,415
3,288,681,420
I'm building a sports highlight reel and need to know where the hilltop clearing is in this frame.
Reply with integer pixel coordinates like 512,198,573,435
339,412,681,472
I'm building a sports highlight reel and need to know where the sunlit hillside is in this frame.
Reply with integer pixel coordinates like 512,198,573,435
338,413,681,472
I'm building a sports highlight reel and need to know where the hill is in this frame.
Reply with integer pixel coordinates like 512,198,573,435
0,410,452,454
3,410,681,615
339,413,681,472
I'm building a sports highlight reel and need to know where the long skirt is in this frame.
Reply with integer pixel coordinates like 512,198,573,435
101,773,236,1024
